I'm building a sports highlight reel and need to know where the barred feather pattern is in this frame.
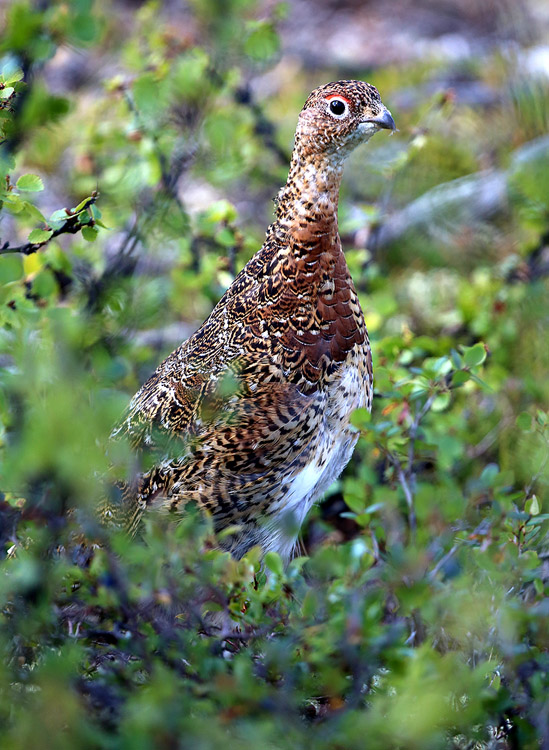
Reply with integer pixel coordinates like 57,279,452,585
105,80,395,559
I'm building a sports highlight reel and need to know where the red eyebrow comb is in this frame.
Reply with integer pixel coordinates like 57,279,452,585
325,93,351,104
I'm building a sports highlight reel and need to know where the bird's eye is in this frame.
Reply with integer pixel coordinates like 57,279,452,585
328,98,348,118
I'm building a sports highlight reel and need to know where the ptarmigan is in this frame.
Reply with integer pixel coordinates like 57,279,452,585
106,80,395,560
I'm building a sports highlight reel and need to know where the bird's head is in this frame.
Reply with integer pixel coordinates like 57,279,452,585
296,80,396,161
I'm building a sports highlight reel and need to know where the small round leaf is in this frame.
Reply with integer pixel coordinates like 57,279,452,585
463,343,487,367
16,174,44,192
28,228,53,244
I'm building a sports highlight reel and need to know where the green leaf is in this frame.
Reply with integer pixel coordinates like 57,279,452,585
20,200,47,224
469,372,493,391
525,495,540,516
452,370,470,387
203,200,238,224
31,268,56,298
71,11,99,44
244,21,280,62
3,193,25,214
81,225,99,242
264,551,284,576
0,87,15,100
133,73,166,118
215,227,235,247
344,493,366,515
351,408,372,430
16,174,44,192
72,197,93,213
28,228,53,244
48,208,70,229
172,50,211,101
301,589,318,619
217,524,243,541
516,412,532,431
44,244,72,274
2,68,24,85
480,463,499,487
463,343,487,367
0,255,23,283
431,392,451,412
450,349,463,368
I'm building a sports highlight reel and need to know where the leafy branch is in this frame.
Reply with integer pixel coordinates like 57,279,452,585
1,62,103,259
0,194,101,256
350,343,489,540
385,391,439,539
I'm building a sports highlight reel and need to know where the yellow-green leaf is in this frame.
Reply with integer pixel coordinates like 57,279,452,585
526,495,540,516
265,551,284,576
16,174,44,192
28,228,53,244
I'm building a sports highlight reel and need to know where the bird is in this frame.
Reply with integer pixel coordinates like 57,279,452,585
105,80,396,561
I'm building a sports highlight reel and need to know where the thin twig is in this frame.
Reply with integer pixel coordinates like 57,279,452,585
467,415,513,459
0,54,32,158
396,463,416,538
389,392,437,539
234,84,291,167
101,89,195,274
428,542,460,580
524,434,549,499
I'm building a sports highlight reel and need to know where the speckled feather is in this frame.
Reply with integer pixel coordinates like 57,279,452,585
106,80,395,559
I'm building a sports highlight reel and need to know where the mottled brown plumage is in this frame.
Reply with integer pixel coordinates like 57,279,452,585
107,80,395,559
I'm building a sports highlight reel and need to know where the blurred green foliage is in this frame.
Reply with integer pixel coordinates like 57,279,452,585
0,0,548,748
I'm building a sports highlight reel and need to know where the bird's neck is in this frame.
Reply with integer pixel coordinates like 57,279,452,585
275,149,344,240
262,149,365,385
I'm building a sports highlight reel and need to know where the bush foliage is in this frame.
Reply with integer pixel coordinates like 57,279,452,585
0,1,548,748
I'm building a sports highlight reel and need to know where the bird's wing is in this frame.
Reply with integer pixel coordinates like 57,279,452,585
113,241,281,453
109,356,320,532
131,377,320,523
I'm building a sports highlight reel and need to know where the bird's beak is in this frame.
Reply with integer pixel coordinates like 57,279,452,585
362,107,396,131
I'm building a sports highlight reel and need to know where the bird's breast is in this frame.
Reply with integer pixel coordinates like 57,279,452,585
264,343,373,558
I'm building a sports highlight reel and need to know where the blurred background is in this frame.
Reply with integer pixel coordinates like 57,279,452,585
0,0,548,748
